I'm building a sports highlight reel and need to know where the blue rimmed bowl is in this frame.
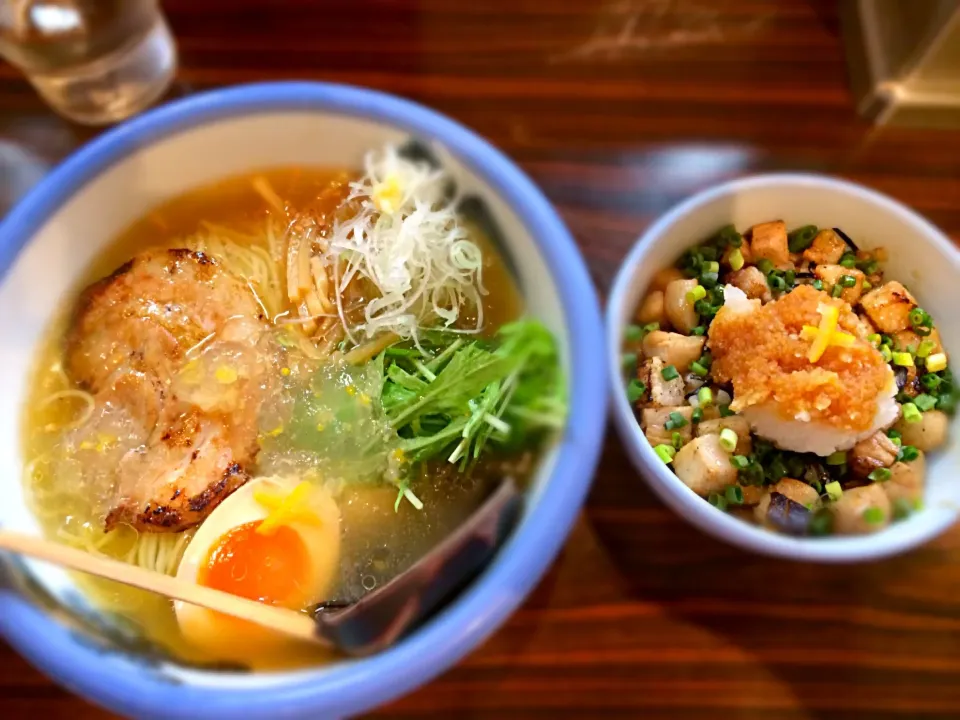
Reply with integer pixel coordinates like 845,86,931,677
0,82,607,719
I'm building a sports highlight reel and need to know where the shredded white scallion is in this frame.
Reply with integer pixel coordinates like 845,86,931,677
324,145,486,345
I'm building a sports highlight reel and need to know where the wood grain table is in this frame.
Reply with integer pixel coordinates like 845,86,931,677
3,0,960,717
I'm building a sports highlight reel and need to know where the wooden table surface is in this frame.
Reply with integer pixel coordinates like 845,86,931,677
3,0,960,718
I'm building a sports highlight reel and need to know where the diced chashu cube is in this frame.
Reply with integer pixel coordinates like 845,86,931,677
636,290,666,326
883,451,925,507
830,483,891,534
726,265,771,303
894,409,949,452
672,433,738,496
893,327,943,356
814,265,866,305
739,484,766,506
803,229,847,265
754,478,820,525
648,356,686,407
663,278,700,334
859,281,918,333
749,220,790,266
849,431,899,477
695,415,752,454
642,331,705,374
642,406,694,446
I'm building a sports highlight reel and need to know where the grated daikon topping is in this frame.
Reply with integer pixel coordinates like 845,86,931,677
327,145,486,346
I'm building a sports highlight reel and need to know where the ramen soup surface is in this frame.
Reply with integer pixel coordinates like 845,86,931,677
21,154,563,670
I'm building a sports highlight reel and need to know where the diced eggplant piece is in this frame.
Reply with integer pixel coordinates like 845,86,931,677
642,406,694,447
672,433,739,496
695,415,752,454
859,281,918,333
754,478,820,532
650,267,686,293
749,220,790,266
649,356,686,407
883,452,926,507
814,264,866,305
636,290,667,326
850,431,899,478
726,265,772,303
895,410,949,452
663,278,700,334
830,483,891,535
642,331,705,373
803,229,846,266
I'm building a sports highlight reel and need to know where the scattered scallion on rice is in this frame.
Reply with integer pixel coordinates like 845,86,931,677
661,364,680,381
724,485,743,505
862,507,885,524
868,468,892,483
825,480,842,501
718,428,738,453
654,444,676,464
901,403,922,423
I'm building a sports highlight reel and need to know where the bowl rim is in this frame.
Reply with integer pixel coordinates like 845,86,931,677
0,81,608,718
606,172,960,563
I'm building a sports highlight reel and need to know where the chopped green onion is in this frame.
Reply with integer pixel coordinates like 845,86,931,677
703,261,720,273
868,468,892,483
812,279,824,291
622,352,637,370
914,393,937,412
831,284,843,298
862,280,872,291
698,386,713,406
690,325,706,336
699,352,713,368
725,485,744,505
692,407,704,423
730,454,750,469
838,274,857,288
667,411,688,429
898,445,919,462
826,451,847,466
867,333,881,347
893,497,914,520
787,225,818,253
708,493,728,510
880,346,893,363
686,285,707,303
757,258,774,275
718,428,738,452
862,506,885,524
729,248,745,271
690,361,709,377
700,271,719,288
916,339,936,358
839,252,857,268
784,269,796,286
654,444,676,464
626,379,646,403
902,402,922,423
671,431,683,450
661,364,679,381
892,352,914,367
719,404,734,417
857,258,879,274
641,322,660,337
624,324,644,341
809,510,833,536
909,307,933,333
825,480,843,501
890,435,902,447
887,428,901,441
926,353,947,373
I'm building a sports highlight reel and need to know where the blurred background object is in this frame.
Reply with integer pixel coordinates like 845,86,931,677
0,0,176,125
842,0,960,127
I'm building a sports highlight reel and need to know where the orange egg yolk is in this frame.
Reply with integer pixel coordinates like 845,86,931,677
199,520,311,607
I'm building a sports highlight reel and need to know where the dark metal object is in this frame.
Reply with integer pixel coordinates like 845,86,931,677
311,478,522,656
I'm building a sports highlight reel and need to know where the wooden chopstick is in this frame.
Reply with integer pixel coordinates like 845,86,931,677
0,530,327,647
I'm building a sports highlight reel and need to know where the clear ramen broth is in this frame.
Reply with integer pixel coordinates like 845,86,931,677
20,161,555,670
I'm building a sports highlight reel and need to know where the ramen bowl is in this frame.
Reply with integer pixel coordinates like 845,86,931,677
0,82,606,718
607,174,960,562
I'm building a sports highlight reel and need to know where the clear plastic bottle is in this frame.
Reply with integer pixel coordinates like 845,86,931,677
0,0,177,125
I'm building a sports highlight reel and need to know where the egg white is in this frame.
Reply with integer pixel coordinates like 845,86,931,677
174,476,340,658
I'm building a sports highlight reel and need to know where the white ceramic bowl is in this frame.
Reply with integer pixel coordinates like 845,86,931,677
0,83,607,719
607,174,960,562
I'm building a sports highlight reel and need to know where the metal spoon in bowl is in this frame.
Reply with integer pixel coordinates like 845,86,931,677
0,478,522,656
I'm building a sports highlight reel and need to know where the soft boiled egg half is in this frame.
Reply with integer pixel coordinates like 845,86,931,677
175,476,340,660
